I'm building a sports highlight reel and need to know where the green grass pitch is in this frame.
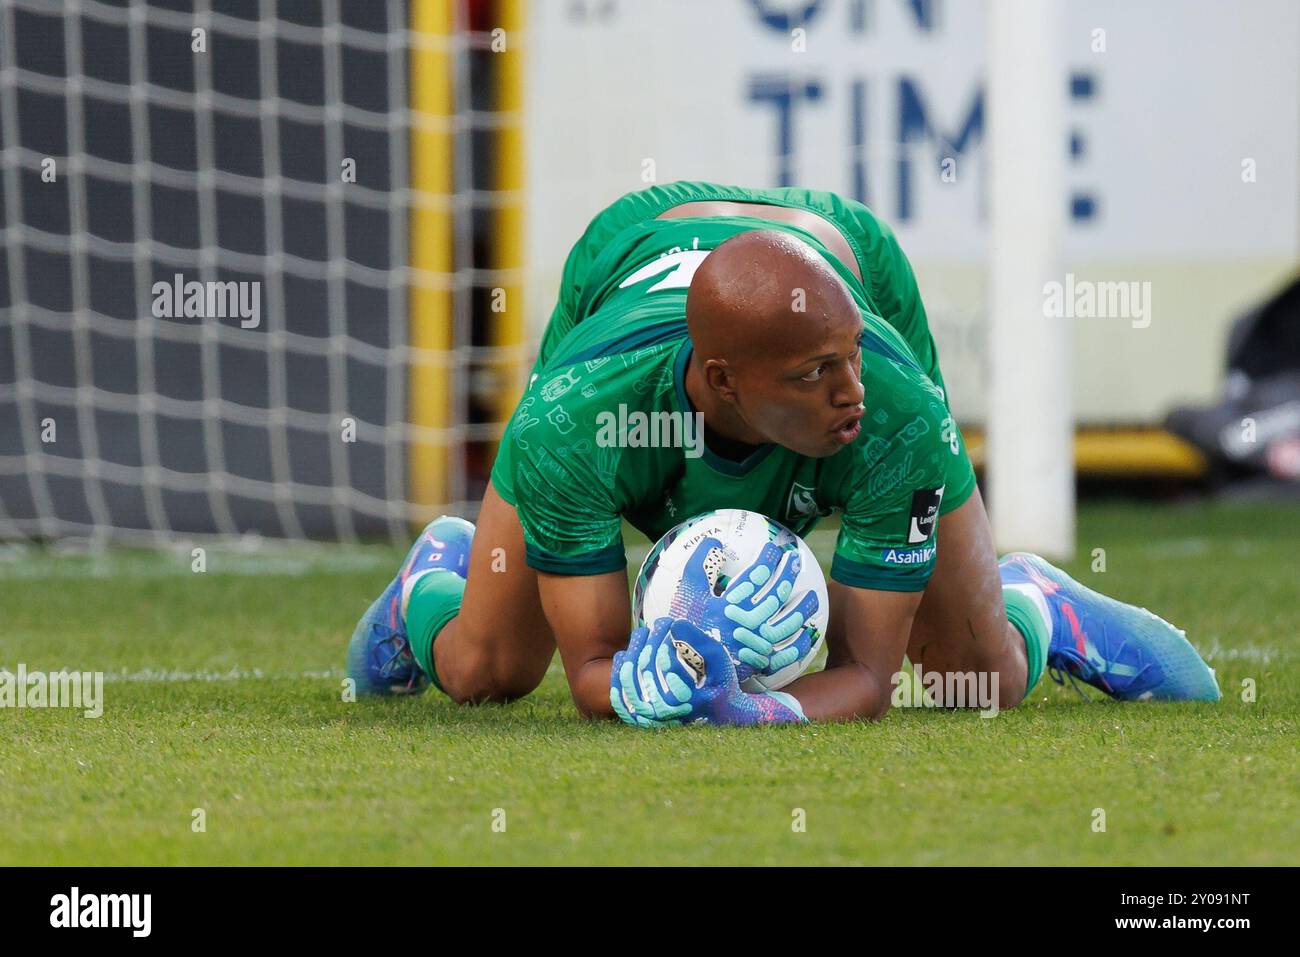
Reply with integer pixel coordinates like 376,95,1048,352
2,501,1297,866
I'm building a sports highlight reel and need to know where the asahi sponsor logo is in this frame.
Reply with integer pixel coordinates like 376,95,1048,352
880,544,935,565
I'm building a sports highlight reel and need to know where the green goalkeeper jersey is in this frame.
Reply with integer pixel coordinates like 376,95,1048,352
492,196,968,592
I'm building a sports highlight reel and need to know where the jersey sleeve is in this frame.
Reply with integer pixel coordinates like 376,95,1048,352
833,194,977,518
829,194,942,390
830,396,951,592
503,386,628,577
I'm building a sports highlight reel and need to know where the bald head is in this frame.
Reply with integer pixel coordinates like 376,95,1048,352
685,229,857,365
679,229,867,458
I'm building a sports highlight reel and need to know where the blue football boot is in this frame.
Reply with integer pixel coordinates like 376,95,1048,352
346,515,475,696
1000,552,1220,702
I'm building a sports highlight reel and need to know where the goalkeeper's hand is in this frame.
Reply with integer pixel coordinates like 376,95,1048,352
675,536,821,682
609,617,807,727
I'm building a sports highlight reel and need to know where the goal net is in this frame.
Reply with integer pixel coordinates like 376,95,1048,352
0,0,525,546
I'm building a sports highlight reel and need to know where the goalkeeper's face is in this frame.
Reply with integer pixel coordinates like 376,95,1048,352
729,309,866,458
686,228,867,458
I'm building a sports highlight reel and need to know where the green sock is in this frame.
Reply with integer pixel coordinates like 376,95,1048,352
405,571,465,694
1003,583,1053,694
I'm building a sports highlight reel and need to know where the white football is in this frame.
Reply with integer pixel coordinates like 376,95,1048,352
632,508,828,692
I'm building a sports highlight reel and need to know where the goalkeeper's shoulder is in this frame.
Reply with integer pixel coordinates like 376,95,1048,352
499,343,686,523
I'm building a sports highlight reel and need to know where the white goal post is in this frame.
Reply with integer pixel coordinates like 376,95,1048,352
986,0,1075,558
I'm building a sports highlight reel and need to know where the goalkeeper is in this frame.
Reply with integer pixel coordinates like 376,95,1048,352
346,181,1220,725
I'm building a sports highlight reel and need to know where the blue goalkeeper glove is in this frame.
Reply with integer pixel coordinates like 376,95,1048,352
610,617,808,727
671,536,821,682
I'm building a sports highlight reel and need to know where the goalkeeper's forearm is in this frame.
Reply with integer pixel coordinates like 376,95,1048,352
535,568,635,720
781,662,893,721
567,656,617,720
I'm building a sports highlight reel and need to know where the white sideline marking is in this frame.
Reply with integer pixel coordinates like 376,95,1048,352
1140,537,1212,558
1198,642,1290,664
96,666,346,683
1139,537,1270,559
0,544,398,580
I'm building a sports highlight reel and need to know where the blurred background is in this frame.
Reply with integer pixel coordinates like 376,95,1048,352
1,0,1297,551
